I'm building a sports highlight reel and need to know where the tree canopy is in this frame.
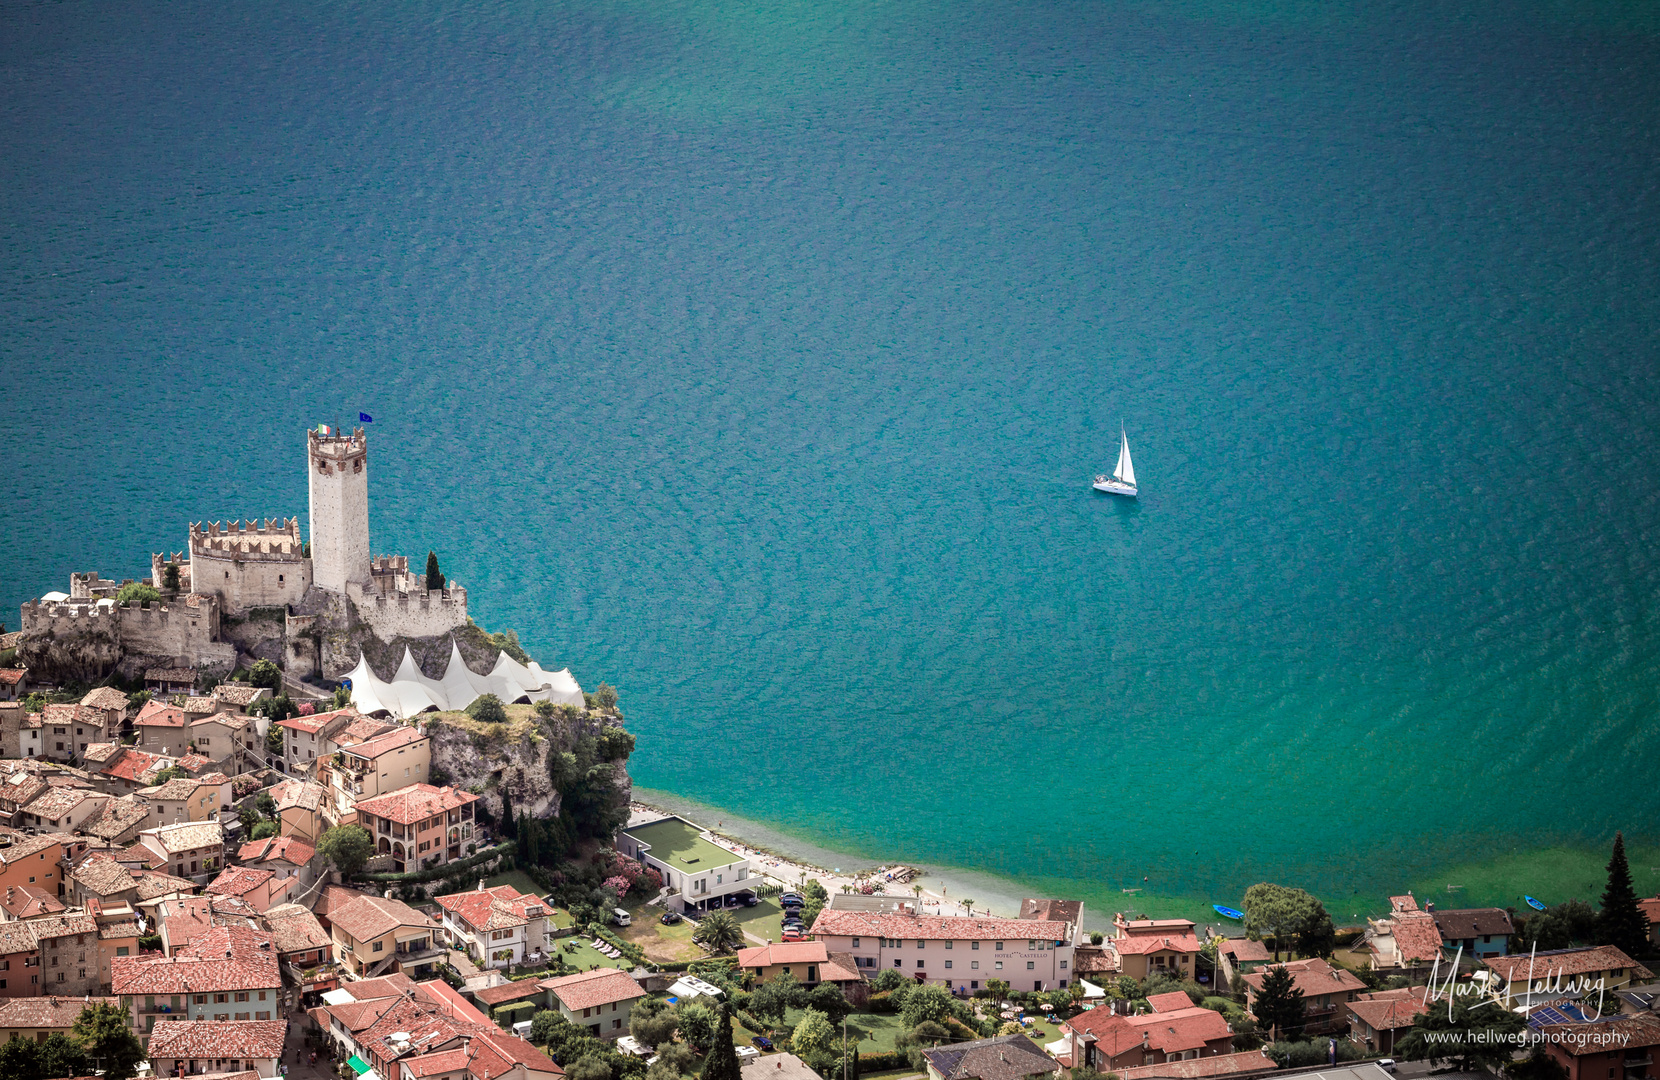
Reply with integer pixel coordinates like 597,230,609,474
467,693,508,724
249,659,282,689
702,1005,744,1080
318,824,374,877
73,1000,146,1080
1251,965,1306,1041
1242,883,1334,957
1396,995,1526,1073
426,551,446,591
692,910,744,953
116,583,161,606
1597,832,1651,958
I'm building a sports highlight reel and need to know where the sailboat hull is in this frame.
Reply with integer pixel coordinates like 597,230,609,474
1092,476,1138,497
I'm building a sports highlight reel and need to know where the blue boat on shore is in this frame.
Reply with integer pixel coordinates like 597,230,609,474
1525,895,1546,911
1213,904,1245,920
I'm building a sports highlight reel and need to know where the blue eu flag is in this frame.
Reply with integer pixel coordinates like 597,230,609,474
359,412,373,422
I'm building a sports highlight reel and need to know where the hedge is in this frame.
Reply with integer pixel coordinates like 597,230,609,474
496,1001,538,1029
736,1010,771,1035
359,842,516,884
856,1052,911,1071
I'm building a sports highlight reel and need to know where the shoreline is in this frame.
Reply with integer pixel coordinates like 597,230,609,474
629,788,1660,934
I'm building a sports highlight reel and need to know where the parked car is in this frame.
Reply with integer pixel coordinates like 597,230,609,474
751,1037,774,1051
739,893,760,907
660,911,683,925
780,927,806,941
725,895,746,908
779,892,804,907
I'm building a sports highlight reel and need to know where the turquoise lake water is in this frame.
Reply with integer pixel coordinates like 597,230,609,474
5,0,1659,915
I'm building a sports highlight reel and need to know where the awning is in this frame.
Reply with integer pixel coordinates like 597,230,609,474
1079,979,1107,999
347,1055,371,1075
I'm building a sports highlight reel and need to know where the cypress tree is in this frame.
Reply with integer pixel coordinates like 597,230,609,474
1597,832,1651,958
702,1004,743,1080
425,551,445,591
500,788,515,841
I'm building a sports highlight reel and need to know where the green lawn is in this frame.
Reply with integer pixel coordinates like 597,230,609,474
729,898,787,943
557,938,634,971
623,817,744,874
619,901,704,963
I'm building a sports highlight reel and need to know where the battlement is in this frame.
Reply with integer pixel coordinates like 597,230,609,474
189,518,306,561
308,427,367,460
371,555,409,575
355,582,468,610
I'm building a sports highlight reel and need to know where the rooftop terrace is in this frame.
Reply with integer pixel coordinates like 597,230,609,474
622,816,744,874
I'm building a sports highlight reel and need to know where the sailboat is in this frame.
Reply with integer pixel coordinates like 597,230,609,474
1093,424,1138,497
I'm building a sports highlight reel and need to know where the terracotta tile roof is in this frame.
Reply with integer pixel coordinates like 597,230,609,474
136,701,189,728
147,1019,289,1060
183,697,219,713
238,836,315,866
313,884,368,923
1072,945,1121,973
0,669,27,687
331,894,436,943
1386,911,1445,965
26,913,98,941
0,832,63,865
81,742,124,765
276,708,358,735
921,1033,1056,1080
336,972,419,1004
72,854,138,897
113,925,281,995
808,910,1073,942
340,725,426,761
1147,991,1197,1014
1389,895,1420,913
22,785,106,821
1241,959,1366,1002
0,920,38,955
405,1048,473,1078
1533,1014,1660,1056
336,717,396,744
435,885,549,933
1348,986,1430,1032
738,941,830,968
99,918,141,941
1640,897,1660,925
821,951,864,984
144,668,197,684
0,995,120,1029
0,774,47,812
175,753,216,773
135,869,200,900
0,632,21,650
42,702,100,725
79,687,130,711
357,994,479,1062
474,979,549,1007
1112,933,1203,956
1065,1005,1230,1057
268,779,327,813
1218,939,1272,962
142,820,224,854
1114,1050,1277,1079
104,749,174,784
542,968,645,1011
262,904,331,954
212,684,268,707
142,776,207,801
193,713,251,732
2,884,65,919
356,784,478,826
1019,899,1083,926
1485,946,1651,984
208,866,274,898
1431,908,1515,941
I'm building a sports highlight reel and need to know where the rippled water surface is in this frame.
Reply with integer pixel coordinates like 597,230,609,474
4,0,1659,910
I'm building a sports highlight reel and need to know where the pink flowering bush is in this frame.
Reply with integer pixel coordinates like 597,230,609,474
297,702,316,715
603,875,633,896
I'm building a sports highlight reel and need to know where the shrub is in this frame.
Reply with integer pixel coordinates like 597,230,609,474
496,1002,538,1029
249,659,282,690
117,583,161,606
468,694,508,724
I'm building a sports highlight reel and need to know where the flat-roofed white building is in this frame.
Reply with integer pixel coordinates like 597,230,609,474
616,815,750,913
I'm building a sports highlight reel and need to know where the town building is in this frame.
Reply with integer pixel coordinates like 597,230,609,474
1240,958,1367,1036
275,710,358,777
1216,938,1272,991
80,794,155,846
0,921,38,997
0,884,65,920
27,911,101,995
266,779,329,844
1429,907,1514,959
1111,1051,1277,1080
434,883,555,970
616,816,753,913
542,967,646,1039
0,833,65,901
808,908,1080,993
262,903,337,1003
1346,985,1429,1054
328,893,446,981
1108,915,1203,982
740,1054,822,1080
211,682,271,716
112,924,283,1039
146,1018,290,1078
39,703,115,761
353,783,478,874
188,712,262,773
1483,946,1652,1003
921,1032,1060,1080
136,820,225,884
19,785,114,835
97,747,179,794
1531,1013,1660,1080
1364,895,1444,973
736,941,868,1003
88,898,142,995
321,725,432,824
0,669,26,702
0,994,120,1042
1064,990,1234,1072
134,700,193,757
236,835,318,895
79,687,132,737
135,773,230,826
207,866,294,912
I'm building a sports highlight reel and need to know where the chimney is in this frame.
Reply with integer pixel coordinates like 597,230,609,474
477,879,484,891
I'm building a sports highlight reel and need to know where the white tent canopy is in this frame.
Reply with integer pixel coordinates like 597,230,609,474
346,639,585,719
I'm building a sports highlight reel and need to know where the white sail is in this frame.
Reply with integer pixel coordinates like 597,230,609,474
1114,426,1136,487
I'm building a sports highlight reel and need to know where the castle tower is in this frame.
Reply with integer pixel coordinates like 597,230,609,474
307,427,371,593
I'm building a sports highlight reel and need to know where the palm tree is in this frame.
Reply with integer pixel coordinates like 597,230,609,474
911,884,924,901
693,910,745,954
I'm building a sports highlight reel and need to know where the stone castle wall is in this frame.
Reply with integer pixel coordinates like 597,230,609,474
183,518,312,615
19,595,236,677
345,581,470,646
307,430,370,593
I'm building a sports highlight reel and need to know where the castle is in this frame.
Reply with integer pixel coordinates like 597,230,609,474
20,427,469,682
